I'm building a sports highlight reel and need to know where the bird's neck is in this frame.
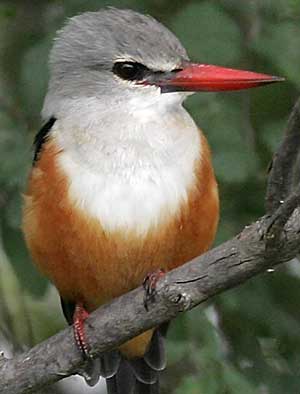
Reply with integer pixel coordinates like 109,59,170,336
51,95,201,173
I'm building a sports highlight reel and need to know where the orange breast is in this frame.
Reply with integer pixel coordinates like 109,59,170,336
22,131,219,357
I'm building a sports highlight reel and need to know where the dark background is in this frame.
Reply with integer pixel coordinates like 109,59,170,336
0,1,300,393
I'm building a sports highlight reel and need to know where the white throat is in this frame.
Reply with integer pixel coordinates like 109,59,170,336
52,92,201,235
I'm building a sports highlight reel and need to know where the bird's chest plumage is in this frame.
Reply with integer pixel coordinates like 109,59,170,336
57,129,200,234
22,117,219,311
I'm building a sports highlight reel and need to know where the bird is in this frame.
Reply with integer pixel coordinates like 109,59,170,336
22,7,282,394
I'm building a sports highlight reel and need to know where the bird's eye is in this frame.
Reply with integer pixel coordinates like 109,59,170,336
113,62,147,81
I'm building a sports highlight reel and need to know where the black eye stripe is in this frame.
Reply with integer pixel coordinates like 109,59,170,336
112,62,185,87
112,61,148,81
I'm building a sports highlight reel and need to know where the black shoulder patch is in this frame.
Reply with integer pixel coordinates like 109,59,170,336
33,117,56,164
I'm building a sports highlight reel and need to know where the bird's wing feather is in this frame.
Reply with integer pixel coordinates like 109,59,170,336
33,117,56,164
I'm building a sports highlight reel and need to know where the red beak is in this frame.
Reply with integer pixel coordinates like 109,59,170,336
159,63,284,92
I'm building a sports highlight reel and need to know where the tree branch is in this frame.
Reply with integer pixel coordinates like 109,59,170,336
1,97,300,394
265,98,300,214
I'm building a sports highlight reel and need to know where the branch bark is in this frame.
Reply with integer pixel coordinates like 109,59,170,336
266,98,300,214
1,98,300,394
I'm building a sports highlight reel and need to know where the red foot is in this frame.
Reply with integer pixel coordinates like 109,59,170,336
73,302,91,359
143,269,165,311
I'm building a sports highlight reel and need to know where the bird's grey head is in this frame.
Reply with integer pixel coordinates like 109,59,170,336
42,8,189,119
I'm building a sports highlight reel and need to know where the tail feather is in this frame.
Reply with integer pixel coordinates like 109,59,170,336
106,326,167,394
99,351,121,378
78,350,121,386
144,329,166,371
77,357,101,387
106,377,119,394
135,380,160,394
106,360,135,394
130,358,158,384
106,360,159,394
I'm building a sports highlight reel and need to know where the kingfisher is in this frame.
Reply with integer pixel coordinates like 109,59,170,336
22,7,282,394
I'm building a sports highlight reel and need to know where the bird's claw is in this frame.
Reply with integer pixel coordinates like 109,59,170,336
143,269,165,311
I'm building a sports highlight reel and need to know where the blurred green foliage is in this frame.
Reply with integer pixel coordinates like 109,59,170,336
0,0,300,393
